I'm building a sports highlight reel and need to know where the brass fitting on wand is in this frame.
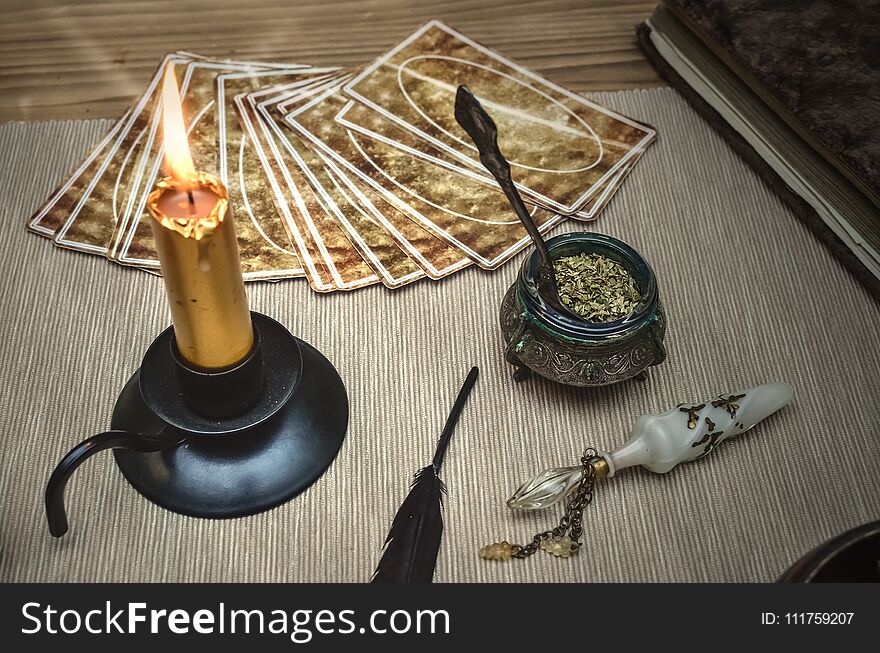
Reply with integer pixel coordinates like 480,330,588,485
589,455,610,480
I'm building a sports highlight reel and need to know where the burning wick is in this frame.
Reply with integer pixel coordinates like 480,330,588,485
160,63,197,192
160,64,201,220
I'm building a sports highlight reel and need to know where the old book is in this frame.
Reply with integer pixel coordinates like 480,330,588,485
639,0,880,298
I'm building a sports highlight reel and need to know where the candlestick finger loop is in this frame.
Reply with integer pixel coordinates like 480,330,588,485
45,428,182,537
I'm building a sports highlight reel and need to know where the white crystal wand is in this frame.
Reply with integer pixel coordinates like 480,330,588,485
481,382,794,561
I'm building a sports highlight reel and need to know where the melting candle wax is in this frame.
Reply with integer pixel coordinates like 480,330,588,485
147,173,253,369
155,188,220,219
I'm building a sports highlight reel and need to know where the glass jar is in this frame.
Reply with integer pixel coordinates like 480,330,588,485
500,232,667,386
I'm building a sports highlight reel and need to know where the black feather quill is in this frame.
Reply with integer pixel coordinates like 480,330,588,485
371,366,479,583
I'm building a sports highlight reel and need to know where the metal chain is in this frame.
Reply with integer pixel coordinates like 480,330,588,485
512,447,598,558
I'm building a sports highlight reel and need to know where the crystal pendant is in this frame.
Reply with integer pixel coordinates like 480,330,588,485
507,465,581,510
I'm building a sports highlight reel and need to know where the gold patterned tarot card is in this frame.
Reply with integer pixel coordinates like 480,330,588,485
255,86,426,288
110,60,316,281
335,99,630,222
235,86,338,292
41,53,195,255
320,154,472,279
578,150,643,220
26,52,212,241
343,20,655,215
283,82,565,269
215,69,341,280
274,86,472,280
27,108,130,240
321,163,472,280
235,85,378,292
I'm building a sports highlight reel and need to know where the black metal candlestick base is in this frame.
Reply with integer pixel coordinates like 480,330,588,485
46,312,348,535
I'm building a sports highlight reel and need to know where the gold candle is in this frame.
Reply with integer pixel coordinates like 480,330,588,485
146,64,253,370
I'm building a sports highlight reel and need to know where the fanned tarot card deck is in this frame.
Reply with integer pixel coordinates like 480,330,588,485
26,21,656,292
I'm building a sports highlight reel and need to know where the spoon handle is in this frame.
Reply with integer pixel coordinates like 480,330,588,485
453,85,554,271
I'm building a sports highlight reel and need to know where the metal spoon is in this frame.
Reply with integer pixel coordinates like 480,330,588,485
453,85,578,319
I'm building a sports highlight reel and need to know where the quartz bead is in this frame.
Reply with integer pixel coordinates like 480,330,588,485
480,540,516,561
540,535,577,558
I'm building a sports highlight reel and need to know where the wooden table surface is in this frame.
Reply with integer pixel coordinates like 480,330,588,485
0,0,662,122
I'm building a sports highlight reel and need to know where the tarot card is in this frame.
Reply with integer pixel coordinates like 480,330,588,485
215,69,341,281
46,54,293,264
254,85,428,288
39,53,194,254
235,82,378,292
26,52,213,240
335,99,630,222
319,155,472,279
249,78,422,289
269,83,471,280
235,88,339,292
282,81,565,269
110,60,319,281
343,20,655,215
27,108,131,239
255,104,426,289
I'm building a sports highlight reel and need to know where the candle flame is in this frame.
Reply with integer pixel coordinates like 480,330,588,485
161,63,197,189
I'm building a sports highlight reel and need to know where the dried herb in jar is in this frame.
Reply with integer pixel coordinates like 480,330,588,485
553,253,641,322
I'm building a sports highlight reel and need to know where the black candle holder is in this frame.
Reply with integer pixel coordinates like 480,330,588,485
46,312,348,537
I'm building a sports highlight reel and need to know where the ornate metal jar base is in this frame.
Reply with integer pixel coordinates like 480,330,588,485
500,233,667,387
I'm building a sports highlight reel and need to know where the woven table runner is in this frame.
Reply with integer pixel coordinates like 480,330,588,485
1,88,878,583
